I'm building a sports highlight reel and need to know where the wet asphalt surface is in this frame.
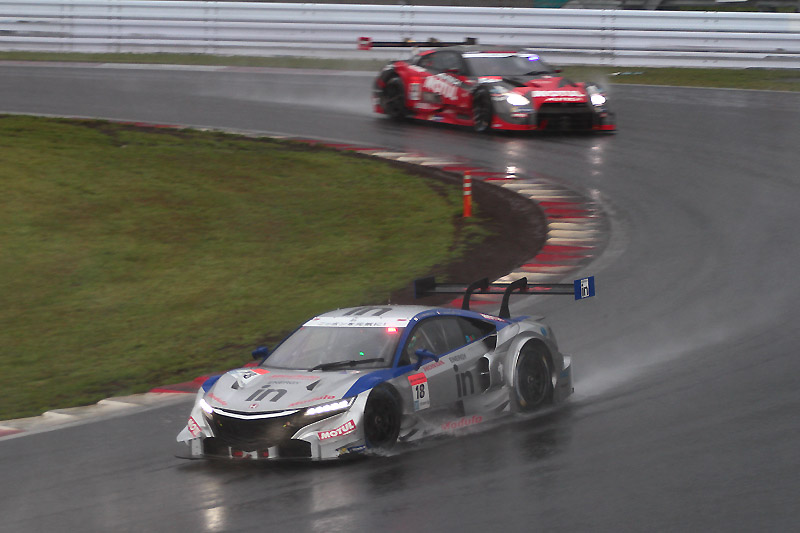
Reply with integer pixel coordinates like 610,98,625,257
1,64,800,531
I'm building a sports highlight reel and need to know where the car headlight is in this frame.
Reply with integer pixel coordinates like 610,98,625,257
590,93,606,106
304,398,354,417
199,398,214,415
506,92,530,106
586,85,607,107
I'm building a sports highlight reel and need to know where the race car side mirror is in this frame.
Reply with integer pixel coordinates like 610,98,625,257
414,349,439,369
482,334,498,351
252,346,270,360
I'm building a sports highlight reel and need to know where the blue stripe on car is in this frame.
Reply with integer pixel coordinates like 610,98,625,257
344,366,416,398
345,308,512,397
201,375,222,392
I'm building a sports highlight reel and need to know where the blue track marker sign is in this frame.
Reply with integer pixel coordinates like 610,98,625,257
574,277,595,300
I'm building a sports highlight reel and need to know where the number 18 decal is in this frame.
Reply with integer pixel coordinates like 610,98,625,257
408,373,430,411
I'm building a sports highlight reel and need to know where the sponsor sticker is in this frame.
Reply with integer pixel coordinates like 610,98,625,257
423,74,460,101
574,276,596,300
306,316,407,328
187,416,202,437
441,415,483,431
231,368,270,388
422,359,444,372
409,82,421,101
408,373,430,411
337,444,367,456
449,353,467,363
288,394,337,407
270,374,318,381
207,392,227,406
530,90,586,102
318,420,356,441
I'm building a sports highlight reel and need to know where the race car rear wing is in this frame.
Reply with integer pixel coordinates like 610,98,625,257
414,276,595,319
358,36,477,50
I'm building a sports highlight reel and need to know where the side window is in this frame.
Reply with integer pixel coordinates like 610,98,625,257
399,316,497,366
417,53,436,71
457,317,496,344
432,52,463,74
401,320,448,366
439,317,468,353
429,316,497,355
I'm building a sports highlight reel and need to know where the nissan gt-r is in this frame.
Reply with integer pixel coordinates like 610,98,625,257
373,45,615,133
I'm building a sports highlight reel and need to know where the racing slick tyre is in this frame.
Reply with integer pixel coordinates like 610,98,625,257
363,386,402,450
472,89,493,133
511,342,554,413
381,76,408,121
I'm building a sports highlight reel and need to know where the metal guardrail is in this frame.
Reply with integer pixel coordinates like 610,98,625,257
1,1,799,68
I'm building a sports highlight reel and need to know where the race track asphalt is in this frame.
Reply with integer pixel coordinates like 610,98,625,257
1,63,799,532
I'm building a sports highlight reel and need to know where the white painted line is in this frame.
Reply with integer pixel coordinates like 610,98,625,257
419,160,461,167
42,410,77,421
549,229,600,238
495,271,560,283
547,237,598,246
369,151,411,158
549,222,600,230
394,156,431,163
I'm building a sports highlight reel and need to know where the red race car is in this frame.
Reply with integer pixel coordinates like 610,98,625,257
373,46,615,133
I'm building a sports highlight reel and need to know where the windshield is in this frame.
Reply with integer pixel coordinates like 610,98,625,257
463,52,556,77
265,326,404,370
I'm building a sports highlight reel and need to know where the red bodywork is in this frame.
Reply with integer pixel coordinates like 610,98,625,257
374,57,616,133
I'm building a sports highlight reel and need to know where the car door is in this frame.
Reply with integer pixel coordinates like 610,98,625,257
418,51,471,114
401,315,497,415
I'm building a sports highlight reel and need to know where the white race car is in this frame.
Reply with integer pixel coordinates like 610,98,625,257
177,276,594,460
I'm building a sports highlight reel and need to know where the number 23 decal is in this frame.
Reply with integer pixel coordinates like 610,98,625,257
408,373,431,411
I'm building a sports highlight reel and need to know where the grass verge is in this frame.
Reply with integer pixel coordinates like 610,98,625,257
0,115,487,419
2,50,799,92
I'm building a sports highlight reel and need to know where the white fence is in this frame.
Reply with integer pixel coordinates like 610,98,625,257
2,1,800,68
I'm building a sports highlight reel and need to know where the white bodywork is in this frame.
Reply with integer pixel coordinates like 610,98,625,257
177,305,573,460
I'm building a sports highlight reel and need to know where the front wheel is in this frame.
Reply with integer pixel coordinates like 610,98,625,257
472,90,493,133
511,343,553,412
363,386,401,450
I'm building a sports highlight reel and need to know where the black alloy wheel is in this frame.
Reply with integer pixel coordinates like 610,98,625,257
472,90,493,133
363,386,401,449
513,344,553,412
382,77,408,121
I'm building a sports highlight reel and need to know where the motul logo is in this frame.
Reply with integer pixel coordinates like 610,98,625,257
423,75,459,100
441,415,483,431
318,420,356,441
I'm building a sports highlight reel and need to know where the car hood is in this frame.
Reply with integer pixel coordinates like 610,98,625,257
484,75,589,104
204,367,364,412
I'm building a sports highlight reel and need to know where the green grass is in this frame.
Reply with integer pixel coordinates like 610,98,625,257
2,50,798,92
0,116,485,419
560,66,800,93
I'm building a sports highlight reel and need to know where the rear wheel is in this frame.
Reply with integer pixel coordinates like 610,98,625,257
381,76,407,121
363,386,401,450
472,90,493,133
512,343,553,412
